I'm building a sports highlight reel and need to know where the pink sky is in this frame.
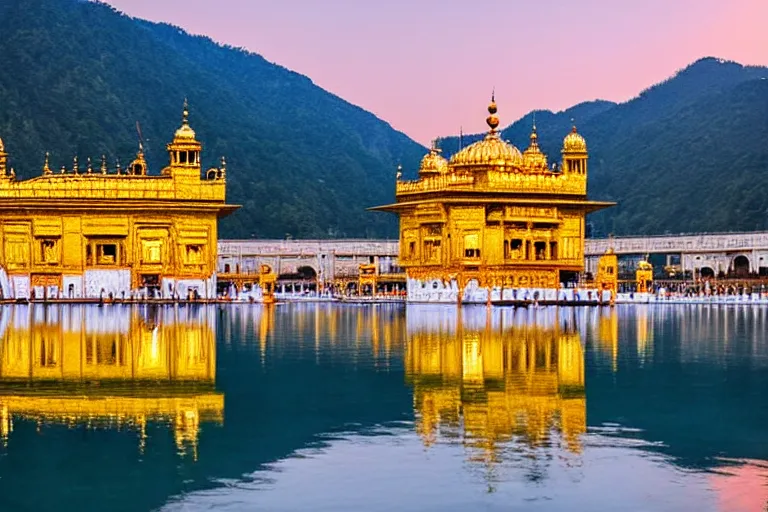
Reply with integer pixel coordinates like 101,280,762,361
106,0,768,144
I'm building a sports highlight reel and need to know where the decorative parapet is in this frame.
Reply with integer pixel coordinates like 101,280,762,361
0,174,226,202
396,171,586,197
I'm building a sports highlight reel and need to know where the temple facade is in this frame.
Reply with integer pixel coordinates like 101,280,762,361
0,102,237,300
372,96,614,303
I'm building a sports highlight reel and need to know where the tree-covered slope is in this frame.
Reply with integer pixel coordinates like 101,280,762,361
0,0,425,238
438,58,768,236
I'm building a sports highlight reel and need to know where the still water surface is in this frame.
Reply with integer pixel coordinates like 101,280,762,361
0,304,766,511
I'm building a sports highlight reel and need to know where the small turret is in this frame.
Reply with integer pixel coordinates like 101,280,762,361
562,121,588,175
166,99,202,181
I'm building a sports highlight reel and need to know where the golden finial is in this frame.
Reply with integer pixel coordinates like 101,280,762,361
182,98,190,126
100,155,107,174
396,164,403,180
73,156,79,174
116,158,122,175
571,117,577,132
43,152,52,175
220,156,227,179
87,157,93,174
9,168,15,180
60,164,66,174
486,92,500,133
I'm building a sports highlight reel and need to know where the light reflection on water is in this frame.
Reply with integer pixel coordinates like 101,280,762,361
0,303,766,511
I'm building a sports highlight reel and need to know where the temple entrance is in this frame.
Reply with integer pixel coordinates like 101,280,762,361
140,274,161,296
732,256,750,277
699,267,715,278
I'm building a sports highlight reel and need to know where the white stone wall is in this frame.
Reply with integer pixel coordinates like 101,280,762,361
84,269,131,299
162,277,215,300
63,275,84,299
11,276,29,300
405,277,607,304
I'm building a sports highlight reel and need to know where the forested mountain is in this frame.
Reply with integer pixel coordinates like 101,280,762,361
0,0,766,238
0,0,425,238
438,58,768,236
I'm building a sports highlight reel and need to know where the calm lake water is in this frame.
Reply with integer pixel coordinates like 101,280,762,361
0,303,766,511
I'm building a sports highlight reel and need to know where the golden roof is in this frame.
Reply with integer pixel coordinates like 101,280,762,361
419,140,449,176
522,124,548,170
450,96,522,169
563,125,587,153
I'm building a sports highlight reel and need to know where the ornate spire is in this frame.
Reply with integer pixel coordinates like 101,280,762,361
486,91,500,134
530,121,539,145
116,158,122,175
172,97,197,142
60,164,66,174
87,157,93,174
43,152,52,175
101,155,108,174
182,98,189,127
73,156,79,174
220,156,227,179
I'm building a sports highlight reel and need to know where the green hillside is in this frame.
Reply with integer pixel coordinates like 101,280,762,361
439,58,768,236
0,0,425,238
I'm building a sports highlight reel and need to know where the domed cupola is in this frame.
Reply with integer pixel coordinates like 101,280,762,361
562,124,587,153
166,99,203,178
449,95,523,170
561,123,588,175
419,140,449,177
522,122,548,171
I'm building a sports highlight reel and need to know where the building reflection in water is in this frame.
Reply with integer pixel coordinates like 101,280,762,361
404,305,586,477
0,305,221,459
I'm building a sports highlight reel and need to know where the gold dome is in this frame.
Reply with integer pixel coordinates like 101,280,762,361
563,125,587,153
419,141,448,176
450,133,523,168
174,99,197,141
522,125,548,170
450,96,523,169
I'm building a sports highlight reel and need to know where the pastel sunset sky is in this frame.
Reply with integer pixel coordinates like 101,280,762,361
106,0,768,144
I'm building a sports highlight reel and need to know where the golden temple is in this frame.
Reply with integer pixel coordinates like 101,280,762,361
0,101,237,301
404,306,586,468
0,305,222,459
373,96,614,303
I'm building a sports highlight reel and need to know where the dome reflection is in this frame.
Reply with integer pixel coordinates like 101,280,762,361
405,306,586,470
